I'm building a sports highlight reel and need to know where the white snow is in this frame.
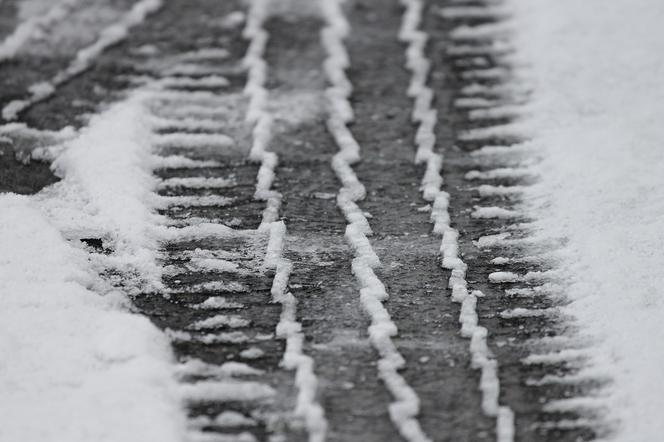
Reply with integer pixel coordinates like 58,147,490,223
509,0,664,438
176,359,263,378
193,297,244,310
471,206,520,219
0,197,184,442
0,85,189,441
153,132,235,149
179,380,275,403
158,177,235,190
168,330,251,345
189,410,257,429
240,347,265,359
188,314,251,330
168,280,249,294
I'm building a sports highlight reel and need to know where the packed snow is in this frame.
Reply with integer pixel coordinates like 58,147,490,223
509,0,664,439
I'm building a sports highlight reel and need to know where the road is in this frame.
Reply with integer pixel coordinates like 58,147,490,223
0,0,604,441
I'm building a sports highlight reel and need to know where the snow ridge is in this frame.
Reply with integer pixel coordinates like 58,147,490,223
242,0,279,229
242,2,327,440
2,0,163,120
399,1,515,440
321,2,431,441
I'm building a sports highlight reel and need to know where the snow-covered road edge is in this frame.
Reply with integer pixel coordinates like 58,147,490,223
508,0,664,439
0,93,185,442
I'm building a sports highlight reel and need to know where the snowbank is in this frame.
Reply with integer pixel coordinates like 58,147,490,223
0,195,185,442
510,0,664,439
0,92,184,441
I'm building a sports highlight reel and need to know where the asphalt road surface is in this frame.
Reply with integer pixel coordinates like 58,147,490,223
0,0,604,441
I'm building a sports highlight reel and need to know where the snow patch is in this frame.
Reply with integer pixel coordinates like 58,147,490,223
0,194,185,442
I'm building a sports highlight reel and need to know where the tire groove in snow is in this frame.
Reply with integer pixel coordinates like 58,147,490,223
431,1,606,440
139,59,283,441
399,1,514,440
321,2,432,440
121,5,306,440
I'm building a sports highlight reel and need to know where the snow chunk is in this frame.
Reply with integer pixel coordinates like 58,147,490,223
188,315,251,330
472,206,520,219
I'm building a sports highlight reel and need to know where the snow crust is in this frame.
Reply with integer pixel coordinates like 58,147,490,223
508,0,664,438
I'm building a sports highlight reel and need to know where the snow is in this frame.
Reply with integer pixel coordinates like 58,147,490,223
176,360,263,378
188,432,257,442
0,194,185,442
508,0,664,438
210,411,257,427
39,93,163,292
190,411,258,428
153,132,235,149
465,167,533,181
471,206,520,219
158,195,234,208
0,81,192,441
240,347,265,359
193,297,244,310
188,315,251,330
167,280,249,294
438,6,510,21
168,330,251,345
151,155,222,169
159,75,231,88
477,185,525,197
179,380,275,403
158,177,235,190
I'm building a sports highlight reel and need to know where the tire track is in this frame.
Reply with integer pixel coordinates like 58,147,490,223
320,1,433,441
262,8,400,442
136,49,286,441
242,1,327,439
2,0,163,121
399,1,514,440
121,8,302,441
427,1,607,440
